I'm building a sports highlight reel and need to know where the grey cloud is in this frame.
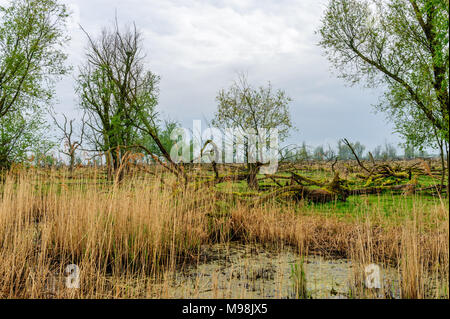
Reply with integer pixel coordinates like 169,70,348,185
54,0,402,152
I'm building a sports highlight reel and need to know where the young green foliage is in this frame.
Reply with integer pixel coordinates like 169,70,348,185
0,0,69,168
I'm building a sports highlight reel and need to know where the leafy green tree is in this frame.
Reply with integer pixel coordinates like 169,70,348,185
338,140,365,160
31,140,57,168
404,144,416,159
395,106,447,184
382,142,397,160
78,21,161,179
139,120,179,161
337,140,351,160
353,141,366,159
372,145,382,160
212,73,293,189
0,0,70,168
0,110,50,166
318,0,449,180
213,74,293,141
298,142,310,161
313,145,325,161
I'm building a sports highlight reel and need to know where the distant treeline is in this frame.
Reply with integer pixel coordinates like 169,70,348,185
282,140,439,162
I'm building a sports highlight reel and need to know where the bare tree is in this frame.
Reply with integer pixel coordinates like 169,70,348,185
51,112,85,173
77,19,183,181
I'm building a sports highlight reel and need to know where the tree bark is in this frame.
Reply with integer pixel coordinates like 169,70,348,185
247,163,260,190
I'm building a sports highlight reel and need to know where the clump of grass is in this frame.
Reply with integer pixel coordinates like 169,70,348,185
290,258,308,299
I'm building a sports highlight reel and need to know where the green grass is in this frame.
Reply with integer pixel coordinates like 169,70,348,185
301,194,444,220
213,167,447,226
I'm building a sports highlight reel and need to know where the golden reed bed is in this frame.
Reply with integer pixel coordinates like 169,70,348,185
0,169,447,298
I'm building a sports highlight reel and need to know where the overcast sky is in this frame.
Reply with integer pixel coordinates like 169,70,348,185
6,0,404,151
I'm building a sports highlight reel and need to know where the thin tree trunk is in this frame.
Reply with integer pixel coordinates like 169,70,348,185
437,137,445,188
106,152,113,181
112,148,124,182
446,141,449,196
247,162,260,190
69,153,75,177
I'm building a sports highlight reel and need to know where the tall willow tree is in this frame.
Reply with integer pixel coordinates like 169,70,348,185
212,74,293,189
318,0,449,186
0,0,70,168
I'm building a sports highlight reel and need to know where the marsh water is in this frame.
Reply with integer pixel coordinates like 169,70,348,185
162,243,401,299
